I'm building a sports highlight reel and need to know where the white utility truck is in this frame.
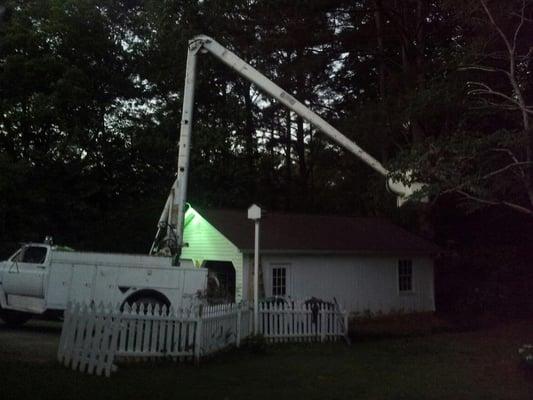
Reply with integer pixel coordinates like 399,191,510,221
0,242,206,325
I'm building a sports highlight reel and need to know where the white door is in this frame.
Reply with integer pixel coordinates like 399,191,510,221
2,246,48,298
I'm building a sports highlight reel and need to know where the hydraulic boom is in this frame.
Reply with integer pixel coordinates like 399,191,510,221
150,35,426,261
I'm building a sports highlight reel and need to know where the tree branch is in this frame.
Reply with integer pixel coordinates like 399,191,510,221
459,65,510,76
456,190,533,216
511,0,527,54
480,161,532,181
490,147,521,165
467,81,521,106
479,0,513,54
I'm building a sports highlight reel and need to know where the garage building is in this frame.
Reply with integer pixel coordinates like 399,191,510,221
180,206,439,313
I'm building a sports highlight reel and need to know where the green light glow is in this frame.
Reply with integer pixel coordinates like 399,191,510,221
183,207,198,228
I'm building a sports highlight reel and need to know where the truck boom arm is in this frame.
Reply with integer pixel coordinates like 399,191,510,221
151,35,426,261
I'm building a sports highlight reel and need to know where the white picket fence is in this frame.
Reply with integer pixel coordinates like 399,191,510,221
57,299,347,377
57,302,253,376
200,303,253,355
258,300,348,342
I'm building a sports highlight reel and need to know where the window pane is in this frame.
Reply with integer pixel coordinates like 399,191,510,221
398,260,413,292
21,247,47,264
272,267,287,296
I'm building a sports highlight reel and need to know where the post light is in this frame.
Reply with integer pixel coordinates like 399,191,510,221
247,204,261,333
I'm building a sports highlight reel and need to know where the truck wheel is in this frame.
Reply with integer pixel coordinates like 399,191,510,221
129,296,166,309
122,290,171,314
0,309,32,327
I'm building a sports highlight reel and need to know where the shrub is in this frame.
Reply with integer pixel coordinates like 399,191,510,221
241,334,267,354
348,312,450,339
518,344,533,368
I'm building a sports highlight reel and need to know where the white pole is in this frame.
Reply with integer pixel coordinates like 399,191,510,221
253,220,260,333
173,42,199,264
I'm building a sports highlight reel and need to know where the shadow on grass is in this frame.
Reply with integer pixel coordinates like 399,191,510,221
0,319,62,334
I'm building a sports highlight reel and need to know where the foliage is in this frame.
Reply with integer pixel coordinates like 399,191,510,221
349,312,450,339
393,0,533,216
519,344,533,368
391,129,530,212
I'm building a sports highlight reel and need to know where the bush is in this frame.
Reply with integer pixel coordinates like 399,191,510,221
519,344,533,368
348,312,450,339
241,334,267,354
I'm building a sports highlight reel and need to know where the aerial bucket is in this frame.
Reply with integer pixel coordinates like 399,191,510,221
386,171,428,207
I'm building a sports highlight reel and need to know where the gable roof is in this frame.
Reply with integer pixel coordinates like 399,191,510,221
194,208,440,255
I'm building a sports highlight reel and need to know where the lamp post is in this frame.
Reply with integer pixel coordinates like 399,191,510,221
247,204,261,333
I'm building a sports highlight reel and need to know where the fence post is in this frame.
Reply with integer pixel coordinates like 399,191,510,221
344,310,349,337
194,306,203,365
236,304,242,348
320,307,326,342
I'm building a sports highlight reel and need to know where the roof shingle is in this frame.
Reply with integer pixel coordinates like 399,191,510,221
196,208,440,255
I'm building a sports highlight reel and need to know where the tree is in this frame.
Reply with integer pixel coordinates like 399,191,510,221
393,0,533,217
0,0,149,253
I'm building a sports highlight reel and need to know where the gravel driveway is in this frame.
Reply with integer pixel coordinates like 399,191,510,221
0,319,62,363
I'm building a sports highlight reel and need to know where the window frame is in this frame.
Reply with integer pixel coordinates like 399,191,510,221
10,246,48,265
9,248,23,262
271,264,289,297
397,259,414,294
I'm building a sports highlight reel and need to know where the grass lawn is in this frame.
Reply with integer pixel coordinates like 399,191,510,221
1,320,532,400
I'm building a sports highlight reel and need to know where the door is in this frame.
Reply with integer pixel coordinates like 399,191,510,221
2,245,48,298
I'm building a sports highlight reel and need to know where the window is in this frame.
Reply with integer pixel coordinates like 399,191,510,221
18,246,47,264
272,267,287,296
398,259,413,292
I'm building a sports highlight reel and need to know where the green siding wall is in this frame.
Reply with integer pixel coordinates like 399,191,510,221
180,207,244,301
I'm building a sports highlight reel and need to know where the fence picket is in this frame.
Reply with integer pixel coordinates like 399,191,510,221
70,303,88,370
179,318,187,359
158,305,167,354
59,303,77,366
86,304,104,374
135,304,145,354
95,305,111,376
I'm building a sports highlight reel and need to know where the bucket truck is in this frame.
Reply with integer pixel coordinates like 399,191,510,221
151,35,427,261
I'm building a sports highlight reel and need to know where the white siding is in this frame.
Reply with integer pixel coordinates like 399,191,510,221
259,254,435,314
180,208,435,313
180,208,244,301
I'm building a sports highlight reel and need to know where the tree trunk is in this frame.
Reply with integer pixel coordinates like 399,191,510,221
285,109,292,209
373,0,386,100
295,115,308,200
242,81,256,176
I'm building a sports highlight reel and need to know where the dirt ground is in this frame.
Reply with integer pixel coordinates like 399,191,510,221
0,319,62,363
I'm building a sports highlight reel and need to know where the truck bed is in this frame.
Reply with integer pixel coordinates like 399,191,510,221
50,251,177,268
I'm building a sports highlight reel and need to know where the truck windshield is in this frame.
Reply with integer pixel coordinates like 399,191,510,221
19,246,47,264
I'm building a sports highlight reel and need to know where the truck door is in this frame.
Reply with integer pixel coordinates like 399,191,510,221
2,246,48,298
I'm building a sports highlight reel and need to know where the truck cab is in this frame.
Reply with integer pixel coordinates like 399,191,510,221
1,244,50,297
0,243,52,325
